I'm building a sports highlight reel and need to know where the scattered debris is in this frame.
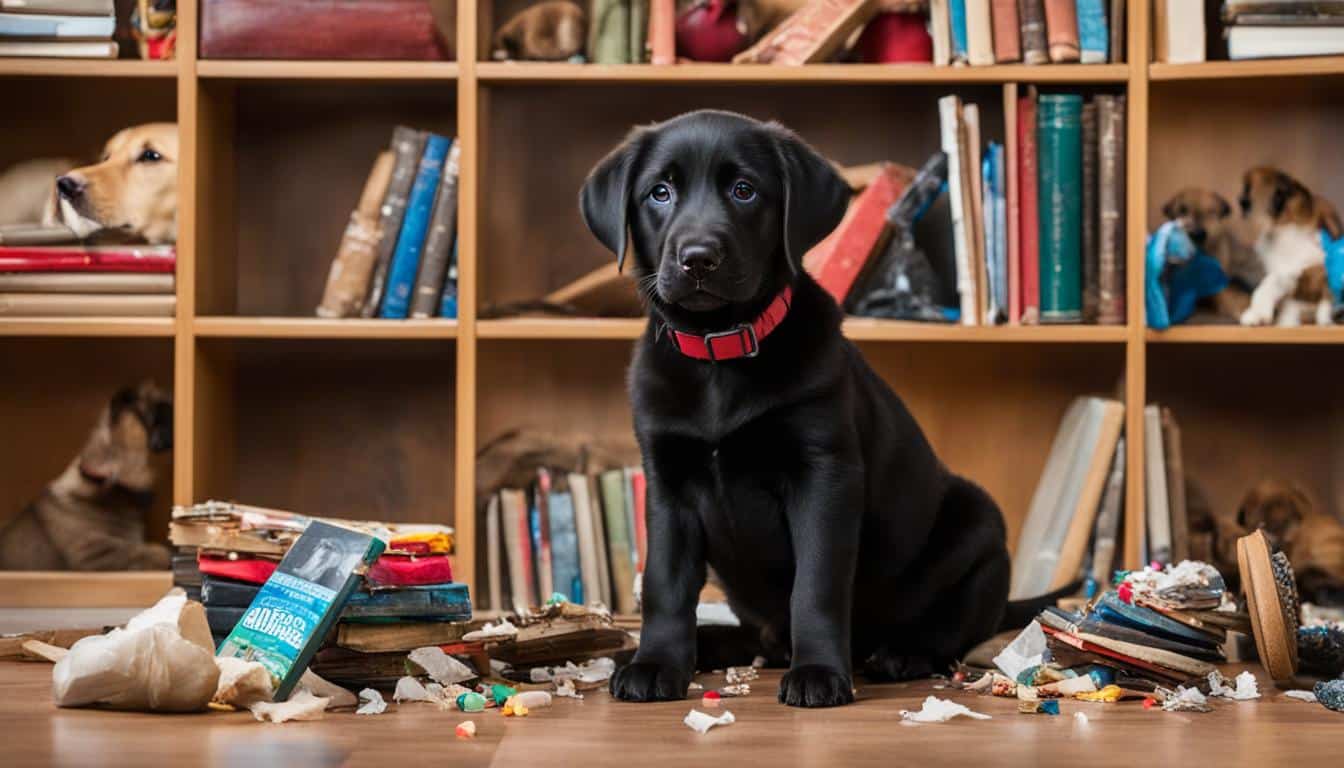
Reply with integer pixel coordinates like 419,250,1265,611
684,708,736,734
214,657,273,708
299,670,358,709
1315,679,1344,712
1285,690,1318,703
1018,699,1060,715
1076,685,1124,703
457,692,487,712
702,690,721,707
993,621,1047,681
356,688,387,715
1161,686,1212,713
489,684,518,704
501,701,529,717
1038,676,1097,697
407,646,476,685
251,690,330,723
462,618,519,642
725,666,759,685
511,690,553,709
1,628,104,661
393,676,442,704
1074,711,1089,724
534,657,617,688
899,696,992,723
20,640,67,664
455,720,477,739
719,683,751,697
1208,670,1260,701
555,678,582,699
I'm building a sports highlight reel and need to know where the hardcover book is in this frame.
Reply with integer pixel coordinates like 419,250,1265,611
0,0,113,13
200,0,453,60
1144,405,1171,565
0,245,175,273
1004,88,1021,323
0,273,172,293
362,127,426,318
343,583,472,621
1089,435,1125,592
1161,407,1189,564
379,132,451,319
0,293,174,316
600,469,637,614
1041,0,1081,61
485,494,503,612
1110,0,1125,62
0,11,113,37
939,95,976,325
649,0,676,64
0,39,114,56
990,0,1022,62
410,139,460,318
437,240,458,319
1036,93,1083,323
1081,101,1099,323
570,472,604,609
1097,95,1126,325
732,0,878,65
1017,0,1048,63
949,0,969,62
548,487,582,604
500,488,536,615
1153,0,1205,63
317,150,395,318
1076,0,1109,63
804,163,909,306
1018,91,1040,323
216,520,386,701
965,0,994,64
532,468,555,600
930,0,952,65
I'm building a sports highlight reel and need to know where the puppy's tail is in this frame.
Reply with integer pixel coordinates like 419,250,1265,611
997,580,1084,631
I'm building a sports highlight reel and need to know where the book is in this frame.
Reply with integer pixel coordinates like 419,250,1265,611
1089,435,1125,592
1097,95,1126,325
0,39,113,56
939,96,976,325
548,487,582,604
964,103,988,324
649,0,675,64
334,619,476,654
0,11,113,37
1161,407,1189,564
588,474,612,607
0,224,76,246
410,139,460,318
437,240,458,319
344,583,472,621
569,473,603,609
200,574,261,608
1224,0,1344,16
949,0,969,62
499,488,536,615
1037,93,1083,323
991,142,1008,323
316,150,394,318
200,0,452,60
629,0,648,63
930,0,952,65
732,0,878,64
1049,398,1124,591
0,0,113,13
1081,101,1099,323
965,0,994,64
1004,87,1021,324
533,468,555,600
803,163,908,306
0,273,172,293
1228,25,1344,58
0,293,174,316
1144,404,1172,565
990,0,1022,62
217,520,386,701
589,0,631,63
621,467,638,575
982,145,1001,323
1075,0,1109,62
0,245,175,273
1093,593,1221,648
1109,0,1126,62
1017,91,1040,324
362,127,425,318
1042,0,1080,61
1018,0,1048,63
1153,0,1205,63
379,132,450,319
629,467,647,575
485,494,503,612
599,469,637,614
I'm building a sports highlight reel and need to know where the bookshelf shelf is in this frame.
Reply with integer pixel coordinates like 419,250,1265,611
196,60,461,81
477,317,644,340
0,58,178,78
840,320,1129,343
1146,326,1344,345
476,61,1131,85
0,571,173,608
0,318,176,337
193,317,459,339
1149,56,1344,81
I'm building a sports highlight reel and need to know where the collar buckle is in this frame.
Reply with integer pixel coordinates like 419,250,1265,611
703,324,758,361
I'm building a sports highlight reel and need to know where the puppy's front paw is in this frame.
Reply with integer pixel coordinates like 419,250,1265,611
609,661,690,702
778,664,854,708
1241,306,1272,326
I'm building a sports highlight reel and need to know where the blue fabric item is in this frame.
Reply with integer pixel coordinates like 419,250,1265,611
1167,253,1229,325
1145,221,1229,329
1323,229,1344,307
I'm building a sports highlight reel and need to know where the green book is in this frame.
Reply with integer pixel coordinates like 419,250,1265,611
589,0,631,64
599,469,637,614
1037,94,1084,323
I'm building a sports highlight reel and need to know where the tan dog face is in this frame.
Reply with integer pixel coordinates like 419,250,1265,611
79,381,173,493
1161,187,1232,248
1239,166,1343,240
1237,479,1312,551
57,123,178,244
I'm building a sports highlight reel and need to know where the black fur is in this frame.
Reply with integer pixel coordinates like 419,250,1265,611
581,111,1011,708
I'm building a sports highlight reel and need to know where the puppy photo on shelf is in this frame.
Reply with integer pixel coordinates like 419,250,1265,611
1238,166,1342,326
1160,187,1262,320
582,110,1012,707
54,122,179,245
0,382,173,572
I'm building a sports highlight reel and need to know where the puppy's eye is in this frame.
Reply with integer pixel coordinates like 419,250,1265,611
648,183,673,205
136,148,163,163
731,180,756,203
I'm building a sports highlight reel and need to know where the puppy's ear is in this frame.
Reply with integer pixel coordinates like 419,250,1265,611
1161,199,1178,220
1270,174,1299,219
1216,194,1232,219
580,128,648,273
768,125,850,275
1318,199,1343,239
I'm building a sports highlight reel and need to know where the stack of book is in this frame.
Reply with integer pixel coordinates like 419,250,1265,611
169,501,466,648
930,0,1125,65
0,0,118,59
316,125,461,320
1223,0,1344,59
484,466,647,617
0,241,175,317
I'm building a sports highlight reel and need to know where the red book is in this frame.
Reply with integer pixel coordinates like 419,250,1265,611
366,554,454,588
804,164,908,306
0,245,175,274
1017,94,1041,324
198,553,278,585
630,468,647,574
201,0,453,61
535,468,554,599
990,0,1022,62
650,0,677,64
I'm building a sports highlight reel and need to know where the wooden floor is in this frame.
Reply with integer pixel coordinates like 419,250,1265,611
0,662,1339,767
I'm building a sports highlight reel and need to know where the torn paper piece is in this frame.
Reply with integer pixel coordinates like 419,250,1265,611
1038,676,1097,697
251,690,330,723
511,690,552,709
407,646,476,685
544,656,617,686
900,696,992,723
356,688,387,715
455,721,476,739
21,639,67,663
1285,690,1318,703
213,657,273,708
394,676,435,703
299,670,356,709
993,621,1046,681
1208,670,1260,701
555,678,582,699
1162,686,1212,713
684,709,736,734
462,618,518,642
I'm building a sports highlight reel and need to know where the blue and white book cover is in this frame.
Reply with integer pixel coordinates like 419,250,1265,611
379,133,451,319
949,0,969,62
1076,0,1109,63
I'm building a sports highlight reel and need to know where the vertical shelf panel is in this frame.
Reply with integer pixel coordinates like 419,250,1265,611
1123,0,1150,569
455,0,481,593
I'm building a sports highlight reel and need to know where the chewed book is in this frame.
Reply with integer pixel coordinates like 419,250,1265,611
217,520,386,700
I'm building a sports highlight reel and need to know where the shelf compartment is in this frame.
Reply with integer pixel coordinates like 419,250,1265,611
194,317,458,339
476,62,1131,85
197,60,460,81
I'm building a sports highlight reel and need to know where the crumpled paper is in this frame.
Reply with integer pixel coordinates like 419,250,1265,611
393,676,470,708
993,621,1046,681
555,678,582,698
1208,670,1260,701
531,657,616,685
900,696,992,723
299,670,357,709
684,708,735,734
462,618,518,642
214,657,273,708
1162,686,1212,712
407,646,476,685
356,688,387,715
52,589,220,712
251,690,330,723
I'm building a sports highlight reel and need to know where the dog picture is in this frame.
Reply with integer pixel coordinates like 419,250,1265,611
581,110,1011,707
56,122,179,245
1238,480,1344,605
1237,167,1342,326
0,382,173,571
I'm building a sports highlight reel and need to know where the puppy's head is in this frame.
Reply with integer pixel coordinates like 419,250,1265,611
1237,479,1313,551
79,381,173,493
57,122,178,244
1239,166,1343,240
580,110,848,323
1161,187,1232,247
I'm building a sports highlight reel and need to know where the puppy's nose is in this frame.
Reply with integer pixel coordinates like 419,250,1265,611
1190,228,1207,245
1239,196,1251,215
56,175,85,200
679,244,721,281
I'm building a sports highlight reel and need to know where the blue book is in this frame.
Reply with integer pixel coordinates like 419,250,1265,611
547,490,582,604
992,142,1008,322
438,239,459,319
982,148,997,323
0,12,115,38
1076,0,1109,63
949,0,969,62
343,583,473,622
379,133,451,319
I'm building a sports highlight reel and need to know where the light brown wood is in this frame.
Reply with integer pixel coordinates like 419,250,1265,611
0,572,171,608
193,317,459,339
0,59,175,78
1149,326,1344,344
477,61,1132,84
1123,0,1150,570
455,0,482,598
0,318,174,337
1150,55,1344,80
197,60,460,80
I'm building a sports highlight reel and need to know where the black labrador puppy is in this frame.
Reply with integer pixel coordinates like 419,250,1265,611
580,110,1010,707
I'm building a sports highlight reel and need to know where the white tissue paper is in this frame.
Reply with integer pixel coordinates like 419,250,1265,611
1285,690,1318,703
213,657,273,708
462,618,519,642
251,690,330,723
684,709,736,734
356,688,388,715
992,620,1047,680
899,696,992,723
1208,670,1260,701
407,646,476,685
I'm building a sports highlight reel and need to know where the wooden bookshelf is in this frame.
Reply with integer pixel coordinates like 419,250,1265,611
3,1,1342,606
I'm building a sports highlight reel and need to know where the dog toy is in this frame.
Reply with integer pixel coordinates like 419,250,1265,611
676,0,749,61
1322,229,1344,322
1145,220,1230,329
131,0,177,61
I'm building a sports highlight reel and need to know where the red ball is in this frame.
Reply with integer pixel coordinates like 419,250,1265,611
676,0,748,62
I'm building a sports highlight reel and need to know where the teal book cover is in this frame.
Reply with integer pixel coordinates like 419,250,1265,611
1037,94,1084,323
343,583,472,622
216,520,385,700
547,490,582,604
949,0,969,61
1076,0,1109,63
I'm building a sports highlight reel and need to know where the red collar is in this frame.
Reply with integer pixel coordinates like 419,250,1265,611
666,286,792,361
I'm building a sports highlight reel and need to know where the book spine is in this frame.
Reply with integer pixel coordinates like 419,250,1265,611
486,494,502,612
939,96,976,325
991,0,1022,62
931,0,952,65
649,0,675,64
0,11,114,37
1109,0,1125,63
600,470,636,614
993,142,1009,323
0,247,175,273
1018,93,1040,323
630,468,647,575
588,0,631,64
1089,434,1125,593
1081,100,1099,323
0,292,174,316
547,491,582,604
965,0,995,65
1017,0,1048,63
437,240,459,319
317,151,394,319
362,127,425,318
1042,0,1080,62
0,0,114,14
200,0,449,60
1076,0,1109,62
950,0,969,62
629,0,649,63
1005,87,1021,324
810,166,905,306
379,133,450,319
1097,95,1126,325
963,104,987,325
0,273,173,293
1037,94,1083,323
533,469,554,600
982,148,998,323
410,140,461,319
1143,405,1171,565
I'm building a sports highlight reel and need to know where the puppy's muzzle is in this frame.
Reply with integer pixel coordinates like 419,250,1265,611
679,243,723,282
56,174,86,201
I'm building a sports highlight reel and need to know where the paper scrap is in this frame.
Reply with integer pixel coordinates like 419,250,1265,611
300,670,356,709
251,690,330,723
555,678,583,698
993,621,1046,681
455,720,477,739
900,696,992,723
407,646,476,685
542,657,616,686
1285,690,1318,703
684,708,736,734
213,657,273,708
21,639,67,663
1208,670,1260,701
725,666,759,684
394,676,435,703
356,688,387,715
1162,686,1212,713
462,618,518,642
